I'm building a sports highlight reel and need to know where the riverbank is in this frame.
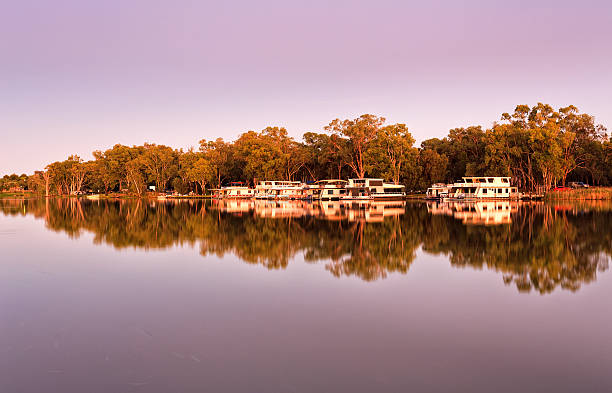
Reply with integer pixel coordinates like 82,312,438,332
545,187,612,200
0,192,33,199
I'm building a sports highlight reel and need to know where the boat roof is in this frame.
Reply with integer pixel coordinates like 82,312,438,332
316,179,347,183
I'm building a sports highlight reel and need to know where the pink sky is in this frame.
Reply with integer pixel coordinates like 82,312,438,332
1,0,611,174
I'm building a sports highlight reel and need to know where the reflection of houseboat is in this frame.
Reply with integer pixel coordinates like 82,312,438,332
213,199,254,213
426,183,452,200
427,201,518,225
208,199,407,223
254,200,317,218
344,201,406,222
316,180,348,201
319,201,344,219
214,182,255,198
347,178,405,200
446,177,518,200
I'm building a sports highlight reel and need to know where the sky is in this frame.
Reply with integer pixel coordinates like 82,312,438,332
1,0,611,174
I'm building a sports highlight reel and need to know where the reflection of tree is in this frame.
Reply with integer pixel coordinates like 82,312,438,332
1,199,610,292
0,199,418,280
421,203,611,293
314,218,419,281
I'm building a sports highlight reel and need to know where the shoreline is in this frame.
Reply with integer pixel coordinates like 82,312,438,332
3,188,612,201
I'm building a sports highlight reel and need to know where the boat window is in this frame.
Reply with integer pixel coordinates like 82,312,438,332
370,180,383,186
488,178,494,183
498,189,502,193
502,178,509,183
482,188,488,194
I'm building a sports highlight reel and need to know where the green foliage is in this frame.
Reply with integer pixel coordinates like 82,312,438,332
366,123,418,185
325,114,386,178
483,103,608,190
0,173,29,192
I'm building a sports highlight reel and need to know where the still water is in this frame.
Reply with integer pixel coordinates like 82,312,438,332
1,198,611,393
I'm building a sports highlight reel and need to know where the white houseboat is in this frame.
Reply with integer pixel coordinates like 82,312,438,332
315,180,348,201
347,178,405,200
214,182,255,199
446,177,518,200
343,181,373,200
426,183,452,200
255,180,304,199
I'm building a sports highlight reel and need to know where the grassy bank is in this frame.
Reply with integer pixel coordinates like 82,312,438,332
0,192,33,199
545,187,612,200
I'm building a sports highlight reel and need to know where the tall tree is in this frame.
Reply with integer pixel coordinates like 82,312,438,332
140,144,178,192
418,148,448,189
325,114,385,178
125,157,147,196
366,123,417,184
199,138,232,188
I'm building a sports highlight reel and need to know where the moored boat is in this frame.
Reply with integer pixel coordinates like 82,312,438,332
255,180,304,199
444,177,519,200
426,183,452,200
214,182,255,199
315,180,348,201
347,178,405,200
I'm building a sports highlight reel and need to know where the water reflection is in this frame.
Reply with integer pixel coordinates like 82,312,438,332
427,200,518,225
1,198,610,293
214,199,407,222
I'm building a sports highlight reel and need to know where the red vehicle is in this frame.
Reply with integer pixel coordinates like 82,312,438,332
553,186,570,192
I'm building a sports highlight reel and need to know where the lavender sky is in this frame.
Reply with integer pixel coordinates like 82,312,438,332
1,0,611,174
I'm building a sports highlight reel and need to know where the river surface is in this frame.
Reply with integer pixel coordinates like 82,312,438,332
1,198,611,393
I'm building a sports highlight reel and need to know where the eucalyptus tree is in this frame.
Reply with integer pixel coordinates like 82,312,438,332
125,157,147,196
417,148,448,190
325,114,385,178
366,123,418,185
140,143,178,192
199,138,232,188
188,156,215,194
302,132,344,180
92,150,118,193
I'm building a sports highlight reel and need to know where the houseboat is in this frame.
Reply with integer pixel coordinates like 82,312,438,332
446,177,518,200
214,182,255,199
347,178,406,200
254,180,304,199
315,180,348,201
343,181,373,200
425,183,452,200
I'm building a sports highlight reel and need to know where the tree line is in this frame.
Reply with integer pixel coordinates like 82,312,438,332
2,103,611,195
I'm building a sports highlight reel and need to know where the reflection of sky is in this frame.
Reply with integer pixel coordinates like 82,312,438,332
1,209,612,392
2,0,612,174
